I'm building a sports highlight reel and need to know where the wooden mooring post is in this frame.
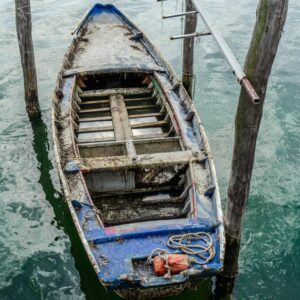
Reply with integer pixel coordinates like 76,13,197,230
15,0,40,118
216,0,289,295
182,0,197,98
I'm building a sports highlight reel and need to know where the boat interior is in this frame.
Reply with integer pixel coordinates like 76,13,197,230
71,72,199,226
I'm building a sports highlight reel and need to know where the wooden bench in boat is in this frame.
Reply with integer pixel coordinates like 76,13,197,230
80,87,153,98
76,151,206,172
76,121,170,134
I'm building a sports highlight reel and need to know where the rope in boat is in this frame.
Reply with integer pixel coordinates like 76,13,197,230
167,232,215,265
147,232,215,278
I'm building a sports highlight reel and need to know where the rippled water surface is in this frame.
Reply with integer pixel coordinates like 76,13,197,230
0,0,299,299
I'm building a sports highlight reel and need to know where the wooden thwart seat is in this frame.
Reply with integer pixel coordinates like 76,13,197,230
78,151,205,172
80,87,152,98
78,136,181,148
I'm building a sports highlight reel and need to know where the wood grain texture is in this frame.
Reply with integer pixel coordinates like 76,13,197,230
15,0,40,117
182,0,197,97
218,0,289,293
110,94,133,141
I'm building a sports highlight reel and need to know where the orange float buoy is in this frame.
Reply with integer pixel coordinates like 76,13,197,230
153,254,190,277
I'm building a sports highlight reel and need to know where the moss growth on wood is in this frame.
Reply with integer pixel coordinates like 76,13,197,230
218,0,289,295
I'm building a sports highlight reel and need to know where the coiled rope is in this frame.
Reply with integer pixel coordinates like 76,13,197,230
167,232,215,265
147,232,215,278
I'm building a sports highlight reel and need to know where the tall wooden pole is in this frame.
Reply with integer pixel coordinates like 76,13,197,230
15,0,40,118
216,0,289,294
182,0,197,98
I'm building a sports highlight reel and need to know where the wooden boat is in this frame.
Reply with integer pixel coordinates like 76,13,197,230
52,4,224,299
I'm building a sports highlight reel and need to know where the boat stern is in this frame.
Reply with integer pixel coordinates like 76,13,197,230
86,219,223,291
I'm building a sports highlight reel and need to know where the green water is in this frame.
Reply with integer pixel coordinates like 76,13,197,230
0,0,299,299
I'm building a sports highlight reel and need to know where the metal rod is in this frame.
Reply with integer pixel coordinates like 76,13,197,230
163,11,198,19
241,78,259,104
190,0,259,103
171,31,211,40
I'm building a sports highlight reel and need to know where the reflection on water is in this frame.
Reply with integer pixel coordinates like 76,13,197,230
0,0,299,299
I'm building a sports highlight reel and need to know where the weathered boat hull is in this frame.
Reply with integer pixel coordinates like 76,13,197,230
116,281,198,299
52,4,224,299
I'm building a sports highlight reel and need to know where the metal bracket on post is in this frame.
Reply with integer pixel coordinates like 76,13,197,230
241,78,259,104
157,0,260,104
170,31,211,40
163,11,198,19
